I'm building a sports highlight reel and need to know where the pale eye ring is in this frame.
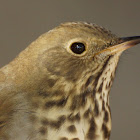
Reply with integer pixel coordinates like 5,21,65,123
70,42,86,54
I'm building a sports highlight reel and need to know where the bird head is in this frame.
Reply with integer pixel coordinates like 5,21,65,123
29,22,140,98
6,22,140,100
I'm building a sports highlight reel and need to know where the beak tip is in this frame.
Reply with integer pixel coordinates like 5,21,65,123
120,36,140,43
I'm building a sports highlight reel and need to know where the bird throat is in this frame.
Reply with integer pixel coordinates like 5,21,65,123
30,54,120,140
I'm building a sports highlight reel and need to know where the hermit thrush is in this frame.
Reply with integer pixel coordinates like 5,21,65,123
0,22,139,140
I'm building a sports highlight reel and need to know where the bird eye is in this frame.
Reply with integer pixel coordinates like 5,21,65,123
70,42,86,54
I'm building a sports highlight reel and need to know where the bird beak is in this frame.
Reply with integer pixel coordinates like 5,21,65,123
97,36,140,55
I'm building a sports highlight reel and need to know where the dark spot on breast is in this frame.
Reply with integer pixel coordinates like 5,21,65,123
49,120,62,129
104,110,109,122
106,79,112,90
98,82,103,93
52,89,65,96
50,116,66,129
67,113,80,122
93,74,100,88
102,100,105,111
111,73,114,81
56,98,68,107
41,118,49,126
100,95,102,100
44,97,68,109
105,84,108,89
67,113,74,122
80,96,87,108
85,75,94,87
71,138,80,140
67,125,77,133
39,127,47,135
59,137,68,140
70,96,78,110
94,100,99,116
58,115,66,123
41,115,66,129
75,113,80,121
45,101,56,108
86,118,96,140
92,88,96,97
84,108,90,118
102,123,110,139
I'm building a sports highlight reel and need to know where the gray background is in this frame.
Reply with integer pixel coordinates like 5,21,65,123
0,0,140,139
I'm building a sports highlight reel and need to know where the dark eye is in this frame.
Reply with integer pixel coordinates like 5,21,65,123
70,42,86,54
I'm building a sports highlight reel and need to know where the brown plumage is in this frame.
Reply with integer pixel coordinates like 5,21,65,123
0,22,140,140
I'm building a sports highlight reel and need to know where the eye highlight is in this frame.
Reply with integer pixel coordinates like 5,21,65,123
70,42,86,54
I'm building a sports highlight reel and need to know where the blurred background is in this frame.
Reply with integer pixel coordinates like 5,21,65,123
0,0,140,139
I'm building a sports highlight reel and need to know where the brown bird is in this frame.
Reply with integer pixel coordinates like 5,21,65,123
0,22,140,140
